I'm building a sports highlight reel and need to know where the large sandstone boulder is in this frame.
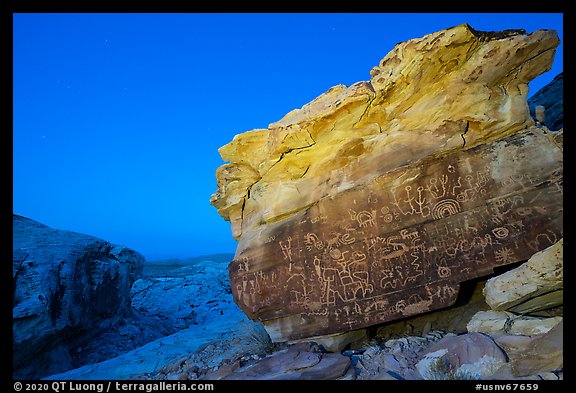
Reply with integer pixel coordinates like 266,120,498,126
211,24,563,343
483,239,563,313
13,215,144,379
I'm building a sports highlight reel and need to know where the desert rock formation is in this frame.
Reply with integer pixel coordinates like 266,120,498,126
13,215,145,379
211,24,563,343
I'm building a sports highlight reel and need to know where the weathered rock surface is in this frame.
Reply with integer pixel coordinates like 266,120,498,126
62,255,239,370
467,310,562,336
44,255,265,381
416,332,508,380
219,342,352,380
528,72,563,130
373,278,492,339
483,239,563,313
13,215,145,379
492,321,563,378
211,24,563,342
131,258,235,330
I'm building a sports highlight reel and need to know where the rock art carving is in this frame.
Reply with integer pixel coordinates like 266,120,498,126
211,24,562,342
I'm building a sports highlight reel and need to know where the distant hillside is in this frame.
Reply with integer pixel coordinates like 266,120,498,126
146,253,234,266
143,253,235,278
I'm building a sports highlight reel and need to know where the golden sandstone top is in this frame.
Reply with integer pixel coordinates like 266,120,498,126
211,24,559,243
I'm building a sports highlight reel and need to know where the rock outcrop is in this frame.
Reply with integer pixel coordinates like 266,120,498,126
211,24,563,343
528,72,563,130
131,258,234,330
141,234,563,381
483,239,563,313
13,215,144,379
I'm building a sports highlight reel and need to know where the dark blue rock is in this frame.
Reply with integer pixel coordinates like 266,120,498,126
528,72,563,131
13,215,145,379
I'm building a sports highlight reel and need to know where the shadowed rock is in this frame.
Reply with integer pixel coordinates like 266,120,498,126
528,72,563,131
13,215,144,379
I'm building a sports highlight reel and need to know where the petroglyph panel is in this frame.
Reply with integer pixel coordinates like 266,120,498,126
229,129,563,341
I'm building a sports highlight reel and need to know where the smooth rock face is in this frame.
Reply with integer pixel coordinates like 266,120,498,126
13,215,144,379
211,24,562,342
483,239,563,313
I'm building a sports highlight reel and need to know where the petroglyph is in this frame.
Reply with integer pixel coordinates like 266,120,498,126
228,129,563,341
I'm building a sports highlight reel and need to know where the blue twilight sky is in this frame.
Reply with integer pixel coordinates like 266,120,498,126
13,13,564,261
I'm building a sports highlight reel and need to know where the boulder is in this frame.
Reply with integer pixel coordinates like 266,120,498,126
415,332,507,380
492,321,563,378
211,24,563,343
528,72,563,130
219,342,352,380
467,310,562,336
483,239,563,313
12,215,144,379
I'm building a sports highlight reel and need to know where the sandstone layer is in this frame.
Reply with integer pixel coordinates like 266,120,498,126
211,24,562,342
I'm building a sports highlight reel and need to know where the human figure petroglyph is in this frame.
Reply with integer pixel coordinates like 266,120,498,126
279,236,293,263
427,175,449,199
238,275,258,309
380,265,407,290
313,256,345,306
456,172,488,202
287,272,308,305
503,173,539,191
391,184,432,218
